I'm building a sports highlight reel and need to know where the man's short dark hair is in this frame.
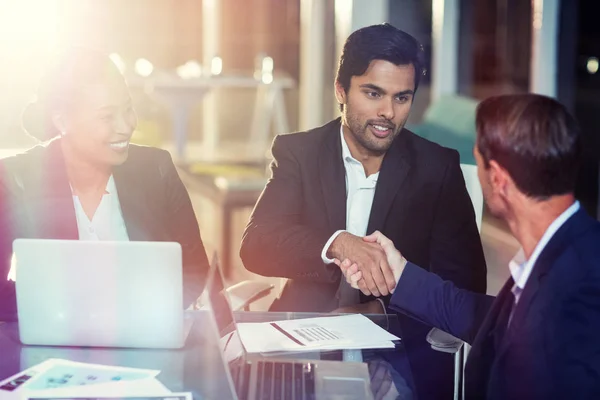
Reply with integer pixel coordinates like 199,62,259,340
335,23,426,95
476,94,581,199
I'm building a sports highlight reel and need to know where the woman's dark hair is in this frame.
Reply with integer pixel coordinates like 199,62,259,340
476,94,581,199
335,23,426,102
22,47,123,141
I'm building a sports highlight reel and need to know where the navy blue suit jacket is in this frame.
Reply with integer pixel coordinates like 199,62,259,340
390,208,600,399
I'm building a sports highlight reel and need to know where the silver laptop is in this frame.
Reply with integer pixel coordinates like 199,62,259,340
204,255,374,400
13,239,185,349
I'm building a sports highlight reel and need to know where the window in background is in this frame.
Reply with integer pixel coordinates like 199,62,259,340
458,0,531,100
389,0,432,124
574,0,600,218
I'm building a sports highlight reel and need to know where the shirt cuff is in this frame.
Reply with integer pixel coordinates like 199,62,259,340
321,230,347,264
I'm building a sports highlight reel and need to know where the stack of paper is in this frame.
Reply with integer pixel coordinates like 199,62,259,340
0,358,191,400
236,314,400,353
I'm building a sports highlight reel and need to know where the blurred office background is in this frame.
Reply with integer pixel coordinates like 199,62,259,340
0,0,598,307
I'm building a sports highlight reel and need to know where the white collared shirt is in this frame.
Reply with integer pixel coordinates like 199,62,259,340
72,175,130,241
321,126,379,263
508,201,580,304
7,176,130,282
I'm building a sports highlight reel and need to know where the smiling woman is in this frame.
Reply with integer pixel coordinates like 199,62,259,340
22,48,137,167
22,49,136,163
0,47,210,321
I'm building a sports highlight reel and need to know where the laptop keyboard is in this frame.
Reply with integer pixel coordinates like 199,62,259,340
231,361,316,400
231,361,252,400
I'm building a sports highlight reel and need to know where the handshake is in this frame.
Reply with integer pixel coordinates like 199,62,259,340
328,230,408,297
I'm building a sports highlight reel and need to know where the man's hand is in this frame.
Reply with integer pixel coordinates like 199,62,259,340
336,231,407,296
328,232,396,296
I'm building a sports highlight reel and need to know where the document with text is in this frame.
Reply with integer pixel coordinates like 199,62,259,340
236,314,400,353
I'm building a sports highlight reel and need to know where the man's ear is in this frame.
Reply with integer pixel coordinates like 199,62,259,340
489,160,510,197
335,81,347,106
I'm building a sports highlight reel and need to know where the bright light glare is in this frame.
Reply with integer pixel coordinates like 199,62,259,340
334,0,353,29
0,0,58,54
176,60,203,79
262,57,274,73
7,253,16,282
532,0,543,30
211,57,223,75
262,73,273,84
254,55,274,83
109,53,126,74
587,57,599,74
135,58,154,77
431,0,444,44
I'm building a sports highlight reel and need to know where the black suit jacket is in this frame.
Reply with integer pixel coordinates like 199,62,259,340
390,208,600,399
0,138,209,321
240,118,487,312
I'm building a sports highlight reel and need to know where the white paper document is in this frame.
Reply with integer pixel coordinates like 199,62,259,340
24,395,192,400
236,314,400,353
0,359,171,400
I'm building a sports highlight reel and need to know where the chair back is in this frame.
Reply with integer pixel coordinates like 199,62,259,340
460,163,483,232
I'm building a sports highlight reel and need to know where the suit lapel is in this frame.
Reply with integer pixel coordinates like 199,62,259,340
113,162,152,241
496,208,593,357
464,277,514,393
318,119,347,232
479,278,515,343
366,130,410,234
26,139,79,240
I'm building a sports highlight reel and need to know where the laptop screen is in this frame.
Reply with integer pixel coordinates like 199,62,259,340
206,259,237,339
204,255,247,357
204,255,248,398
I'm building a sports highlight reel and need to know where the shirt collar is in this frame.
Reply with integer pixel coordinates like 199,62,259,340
339,125,380,181
509,200,580,290
340,125,355,164
69,175,116,195
105,175,116,195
